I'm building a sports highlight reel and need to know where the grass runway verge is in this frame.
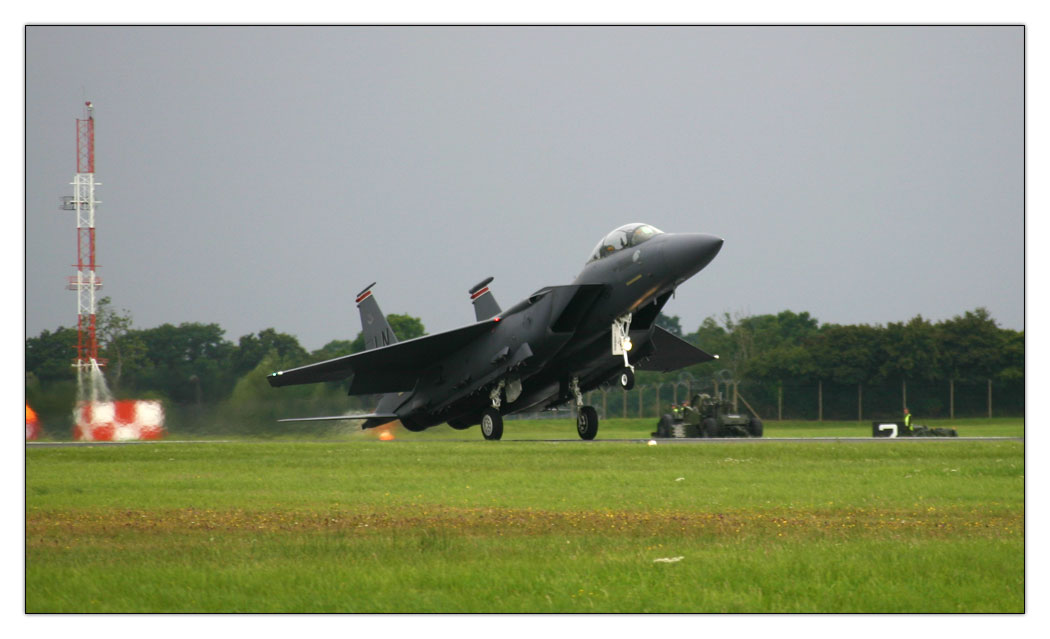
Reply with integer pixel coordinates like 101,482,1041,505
26,418,1024,612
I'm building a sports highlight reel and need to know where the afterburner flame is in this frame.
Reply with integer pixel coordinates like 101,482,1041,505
374,421,398,441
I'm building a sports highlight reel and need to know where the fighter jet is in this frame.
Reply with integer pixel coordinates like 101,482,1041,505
268,223,723,440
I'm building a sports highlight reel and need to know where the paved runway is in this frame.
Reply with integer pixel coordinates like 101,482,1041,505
27,436,1022,448
594,437,1022,443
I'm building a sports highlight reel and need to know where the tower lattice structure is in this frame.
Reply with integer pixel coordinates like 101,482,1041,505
62,102,104,370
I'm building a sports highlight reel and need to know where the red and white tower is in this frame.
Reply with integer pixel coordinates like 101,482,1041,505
61,101,105,386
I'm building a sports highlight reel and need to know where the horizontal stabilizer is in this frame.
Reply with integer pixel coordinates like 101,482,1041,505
268,317,499,394
635,326,717,372
278,412,398,423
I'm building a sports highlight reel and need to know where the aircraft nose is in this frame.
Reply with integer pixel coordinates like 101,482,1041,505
663,233,724,283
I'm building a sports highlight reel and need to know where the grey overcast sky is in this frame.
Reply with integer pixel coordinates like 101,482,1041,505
26,26,1023,351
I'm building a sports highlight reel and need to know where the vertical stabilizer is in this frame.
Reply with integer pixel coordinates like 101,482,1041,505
469,277,501,321
356,283,399,350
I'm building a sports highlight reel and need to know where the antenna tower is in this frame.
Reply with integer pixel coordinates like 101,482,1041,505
61,101,104,374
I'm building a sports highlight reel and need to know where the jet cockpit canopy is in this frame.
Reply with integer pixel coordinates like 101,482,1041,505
588,223,664,263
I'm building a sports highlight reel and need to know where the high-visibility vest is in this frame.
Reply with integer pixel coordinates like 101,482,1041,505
904,414,911,427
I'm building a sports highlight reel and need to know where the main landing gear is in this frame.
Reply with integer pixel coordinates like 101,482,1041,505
480,408,503,440
577,406,598,440
570,376,599,440
481,380,505,440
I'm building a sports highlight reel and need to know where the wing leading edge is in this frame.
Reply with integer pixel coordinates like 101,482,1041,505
267,318,499,394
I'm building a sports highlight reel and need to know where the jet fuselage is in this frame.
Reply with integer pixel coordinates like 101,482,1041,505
389,231,723,430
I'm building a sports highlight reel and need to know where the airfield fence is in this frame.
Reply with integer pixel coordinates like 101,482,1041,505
585,377,1023,422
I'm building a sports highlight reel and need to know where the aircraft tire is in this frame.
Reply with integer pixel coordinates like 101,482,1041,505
577,406,599,440
481,408,503,440
619,368,635,391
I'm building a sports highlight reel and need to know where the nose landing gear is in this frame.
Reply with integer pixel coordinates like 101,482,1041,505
612,313,636,390
619,367,635,391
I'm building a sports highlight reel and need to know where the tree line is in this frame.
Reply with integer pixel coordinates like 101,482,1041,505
661,307,1023,387
26,299,1022,427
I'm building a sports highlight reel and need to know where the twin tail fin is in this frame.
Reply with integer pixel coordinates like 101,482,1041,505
469,276,501,322
356,282,399,351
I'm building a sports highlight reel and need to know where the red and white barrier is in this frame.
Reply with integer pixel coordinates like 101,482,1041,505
73,400,166,441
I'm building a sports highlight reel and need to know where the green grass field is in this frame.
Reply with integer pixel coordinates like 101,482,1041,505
26,418,1024,613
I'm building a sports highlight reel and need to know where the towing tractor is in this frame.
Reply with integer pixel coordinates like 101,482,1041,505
653,393,763,438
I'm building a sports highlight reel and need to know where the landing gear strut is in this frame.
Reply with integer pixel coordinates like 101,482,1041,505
570,376,599,440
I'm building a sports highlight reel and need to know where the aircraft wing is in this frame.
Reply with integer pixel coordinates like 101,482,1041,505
634,326,717,372
268,318,499,394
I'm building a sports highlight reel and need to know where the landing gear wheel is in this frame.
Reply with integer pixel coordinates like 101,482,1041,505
577,406,599,440
619,367,635,391
480,408,503,441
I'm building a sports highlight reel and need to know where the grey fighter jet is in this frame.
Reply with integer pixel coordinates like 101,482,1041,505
268,223,723,440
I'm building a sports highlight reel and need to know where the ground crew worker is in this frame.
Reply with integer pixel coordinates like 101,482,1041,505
904,408,912,430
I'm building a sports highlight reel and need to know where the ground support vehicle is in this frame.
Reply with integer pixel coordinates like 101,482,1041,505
653,394,762,438
871,421,958,437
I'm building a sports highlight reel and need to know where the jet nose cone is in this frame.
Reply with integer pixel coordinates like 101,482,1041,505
664,233,723,283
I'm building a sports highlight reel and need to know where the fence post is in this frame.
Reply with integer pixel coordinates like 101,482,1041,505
858,383,862,422
778,381,783,421
655,383,661,418
639,385,644,418
622,389,627,418
902,380,907,414
602,389,607,419
950,379,954,419
818,380,823,422
988,378,993,418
